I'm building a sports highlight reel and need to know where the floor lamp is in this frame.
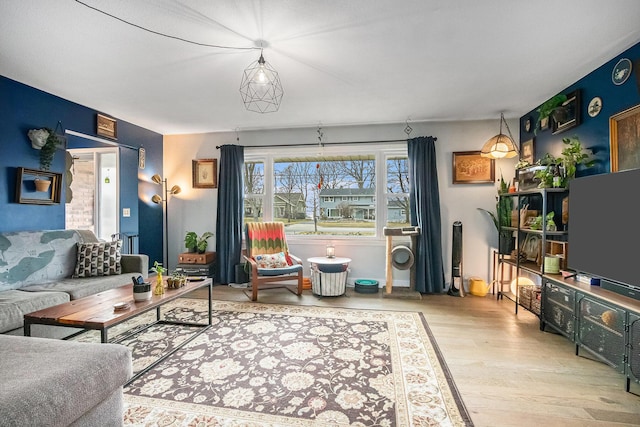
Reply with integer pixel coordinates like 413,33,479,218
151,174,181,270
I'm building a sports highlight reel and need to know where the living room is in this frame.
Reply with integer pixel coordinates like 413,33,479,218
2,1,640,426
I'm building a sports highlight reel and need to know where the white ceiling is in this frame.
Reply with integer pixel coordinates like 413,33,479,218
2,0,640,135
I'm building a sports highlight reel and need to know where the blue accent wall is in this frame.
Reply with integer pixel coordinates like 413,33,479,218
0,75,163,267
520,41,640,176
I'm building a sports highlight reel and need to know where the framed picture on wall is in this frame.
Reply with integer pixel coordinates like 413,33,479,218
551,90,581,134
192,159,217,188
610,103,640,172
96,114,117,140
452,151,495,184
520,138,535,165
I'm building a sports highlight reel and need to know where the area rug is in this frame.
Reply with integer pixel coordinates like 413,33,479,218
75,299,472,426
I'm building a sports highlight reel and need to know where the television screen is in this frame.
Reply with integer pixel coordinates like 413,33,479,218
568,168,640,290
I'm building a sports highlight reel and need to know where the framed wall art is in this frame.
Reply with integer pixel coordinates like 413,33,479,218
15,167,62,205
520,138,535,165
552,90,581,135
192,159,217,188
96,113,117,139
610,103,640,172
452,151,495,184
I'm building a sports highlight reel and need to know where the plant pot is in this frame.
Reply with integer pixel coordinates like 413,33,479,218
499,233,515,255
34,178,51,192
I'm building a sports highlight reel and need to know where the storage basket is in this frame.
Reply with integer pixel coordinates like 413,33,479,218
311,267,348,296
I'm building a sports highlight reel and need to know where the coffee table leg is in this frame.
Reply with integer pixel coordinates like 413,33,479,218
208,281,212,325
101,329,108,343
24,320,31,337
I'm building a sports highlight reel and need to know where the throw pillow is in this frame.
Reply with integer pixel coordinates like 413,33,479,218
254,252,288,269
74,240,122,278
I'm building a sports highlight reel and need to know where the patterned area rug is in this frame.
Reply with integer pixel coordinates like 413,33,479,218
74,299,472,426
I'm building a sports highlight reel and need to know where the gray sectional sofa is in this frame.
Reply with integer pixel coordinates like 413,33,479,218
0,229,148,337
0,334,132,426
0,229,148,426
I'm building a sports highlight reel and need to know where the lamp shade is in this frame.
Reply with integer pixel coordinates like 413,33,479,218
151,194,162,204
481,134,518,159
481,113,519,159
169,185,181,195
239,52,284,113
151,174,163,184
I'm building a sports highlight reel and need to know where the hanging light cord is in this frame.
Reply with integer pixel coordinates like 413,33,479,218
75,0,260,51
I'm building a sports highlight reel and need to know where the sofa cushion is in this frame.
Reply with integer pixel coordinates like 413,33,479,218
19,273,139,300
0,335,132,427
0,289,70,334
0,230,84,292
73,240,122,278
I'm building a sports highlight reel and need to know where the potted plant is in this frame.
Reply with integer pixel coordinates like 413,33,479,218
184,231,198,252
478,174,515,254
197,231,214,253
28,128,64,192
535,94,567,134
150,261,166,295
167,271,187,289
534,137,594,188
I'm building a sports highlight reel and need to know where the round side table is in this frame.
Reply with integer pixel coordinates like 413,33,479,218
307,256,351,296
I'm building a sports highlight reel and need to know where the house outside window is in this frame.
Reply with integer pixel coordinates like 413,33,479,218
244,145,408,239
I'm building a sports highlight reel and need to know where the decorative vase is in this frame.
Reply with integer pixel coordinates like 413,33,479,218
154,273,165,295
34,178,51,192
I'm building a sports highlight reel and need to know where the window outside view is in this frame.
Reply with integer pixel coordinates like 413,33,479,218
244,151,410,238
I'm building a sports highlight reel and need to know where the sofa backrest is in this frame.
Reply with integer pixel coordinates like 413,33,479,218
0,229,99,292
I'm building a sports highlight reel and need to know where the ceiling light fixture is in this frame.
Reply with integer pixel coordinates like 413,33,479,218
481,113,518,159
239,50,284,113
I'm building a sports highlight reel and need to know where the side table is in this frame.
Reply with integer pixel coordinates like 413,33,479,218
307,256,351,297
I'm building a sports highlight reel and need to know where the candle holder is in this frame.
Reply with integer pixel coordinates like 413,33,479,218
326,245,335,258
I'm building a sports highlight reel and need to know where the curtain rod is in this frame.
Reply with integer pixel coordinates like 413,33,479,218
215,137,436,149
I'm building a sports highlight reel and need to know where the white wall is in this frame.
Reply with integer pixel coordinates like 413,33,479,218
164,119,518,289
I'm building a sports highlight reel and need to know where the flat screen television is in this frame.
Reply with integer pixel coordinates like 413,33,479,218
568,168,640,295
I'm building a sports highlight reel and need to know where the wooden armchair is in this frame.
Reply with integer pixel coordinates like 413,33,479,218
243,222,304,301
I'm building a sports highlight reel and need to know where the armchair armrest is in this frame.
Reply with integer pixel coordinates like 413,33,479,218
243,254,258,278
121,254,149,278
289,254,302,265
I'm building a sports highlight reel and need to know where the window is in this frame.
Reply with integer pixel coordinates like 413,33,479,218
244,146,408,238
385,156,410,228
244,161,264,222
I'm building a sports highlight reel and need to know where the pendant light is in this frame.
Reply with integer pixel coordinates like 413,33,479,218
481,113,519,159
239,50,284,113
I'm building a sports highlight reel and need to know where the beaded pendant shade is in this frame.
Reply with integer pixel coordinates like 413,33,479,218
480,113,518,159
239,52,284,113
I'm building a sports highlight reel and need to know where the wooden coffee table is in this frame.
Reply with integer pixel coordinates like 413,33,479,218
24,277,212,383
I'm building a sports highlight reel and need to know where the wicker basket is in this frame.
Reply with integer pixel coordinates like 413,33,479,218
518,285,541,315
311,268,348,296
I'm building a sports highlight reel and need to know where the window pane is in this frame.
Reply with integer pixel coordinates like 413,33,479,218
386,156,409,194
273,155,376,237
244,161,264,195
387,195,410,227
386,156,410,227
244,196,263,223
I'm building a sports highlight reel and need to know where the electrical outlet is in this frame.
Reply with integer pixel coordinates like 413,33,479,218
123,208,131,217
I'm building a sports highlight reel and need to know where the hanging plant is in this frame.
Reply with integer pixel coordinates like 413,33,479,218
29,128,64,171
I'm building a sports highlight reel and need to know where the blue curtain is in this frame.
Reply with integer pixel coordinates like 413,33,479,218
408,136,445,293
215,144,244,284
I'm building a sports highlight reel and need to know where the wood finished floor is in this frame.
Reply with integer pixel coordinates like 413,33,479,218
191,285,640,426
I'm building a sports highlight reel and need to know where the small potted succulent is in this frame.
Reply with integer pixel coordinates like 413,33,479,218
167,271,187,289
